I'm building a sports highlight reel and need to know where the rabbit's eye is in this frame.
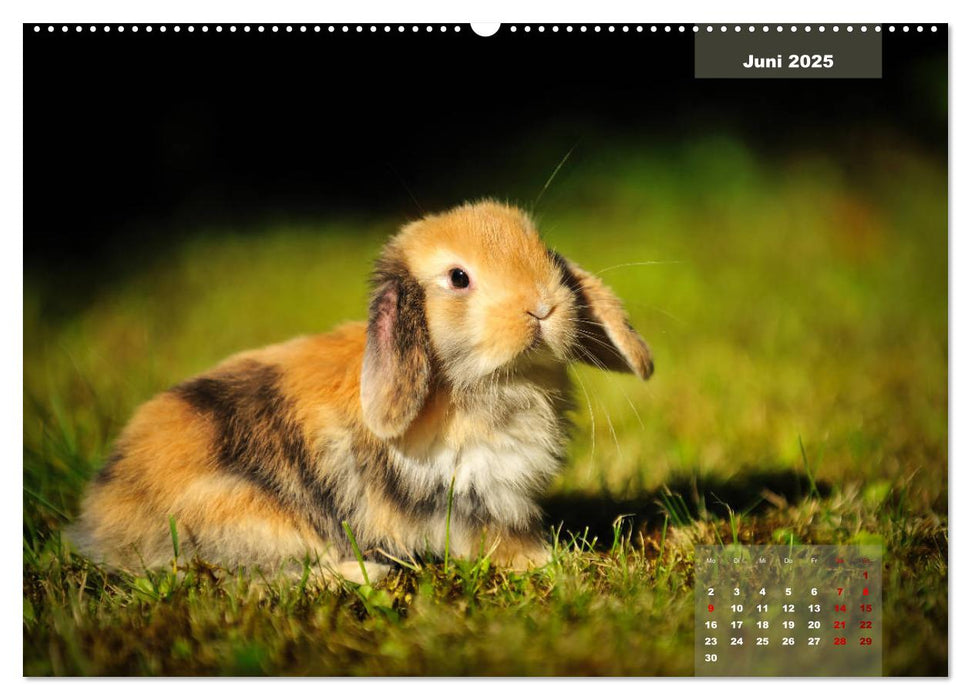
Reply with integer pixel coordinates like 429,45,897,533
448,267,471,289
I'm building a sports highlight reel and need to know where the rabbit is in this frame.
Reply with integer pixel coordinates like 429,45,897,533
68,200,654,583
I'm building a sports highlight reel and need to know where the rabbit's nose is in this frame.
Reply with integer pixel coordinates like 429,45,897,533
526,303,555,321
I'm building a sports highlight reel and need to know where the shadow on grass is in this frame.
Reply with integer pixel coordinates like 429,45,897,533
540,467,830,548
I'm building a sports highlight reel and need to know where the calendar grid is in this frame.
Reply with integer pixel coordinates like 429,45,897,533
694,545,882,676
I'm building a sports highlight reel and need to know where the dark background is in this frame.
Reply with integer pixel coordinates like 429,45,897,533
25,24,946,270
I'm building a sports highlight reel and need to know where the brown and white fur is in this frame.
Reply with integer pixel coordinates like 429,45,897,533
69,201,653,582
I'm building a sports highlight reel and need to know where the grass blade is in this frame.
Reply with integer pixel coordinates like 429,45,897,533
341,520,370,587
444,471,456,572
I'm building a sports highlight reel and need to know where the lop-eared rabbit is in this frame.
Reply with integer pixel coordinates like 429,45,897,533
70,201,653,582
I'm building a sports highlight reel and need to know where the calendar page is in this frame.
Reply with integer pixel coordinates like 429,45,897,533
695,545,882,676
22,12,947,678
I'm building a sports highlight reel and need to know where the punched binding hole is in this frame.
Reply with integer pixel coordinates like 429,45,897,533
471,23,500,37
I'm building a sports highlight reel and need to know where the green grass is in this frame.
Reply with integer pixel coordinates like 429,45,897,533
23,135,947,675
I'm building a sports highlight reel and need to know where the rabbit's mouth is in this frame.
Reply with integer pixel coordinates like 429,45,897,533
528,322,545,350
519,328,570,370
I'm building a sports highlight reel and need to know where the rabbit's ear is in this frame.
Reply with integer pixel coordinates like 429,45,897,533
554,254,654,380
360,254,432,438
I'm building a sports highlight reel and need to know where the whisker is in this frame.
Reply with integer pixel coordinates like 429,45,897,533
574,337,647,436
571,348,629,473
600,397,622,459
568,364,597,479
533,142,579,210
385,162,426,217
646,305,684,326
623,392,646,431
573,342,611,372
593,260,684,276
573,331,609,349
621,301,686,327
571,315,608,327
573,329,625,359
